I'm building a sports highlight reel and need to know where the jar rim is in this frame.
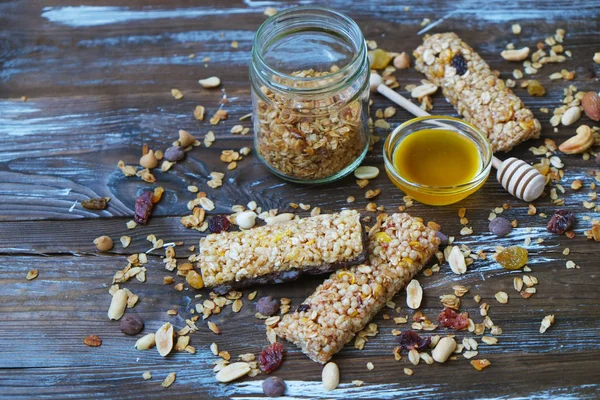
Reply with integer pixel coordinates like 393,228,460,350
383,116,493,193
251,6,366,93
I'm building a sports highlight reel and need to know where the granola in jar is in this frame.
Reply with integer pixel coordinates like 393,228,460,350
250,7,370,183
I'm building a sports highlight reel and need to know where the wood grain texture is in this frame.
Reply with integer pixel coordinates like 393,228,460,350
1,0,600,398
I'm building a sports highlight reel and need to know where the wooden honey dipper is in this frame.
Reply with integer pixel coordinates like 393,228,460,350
370,73,545,202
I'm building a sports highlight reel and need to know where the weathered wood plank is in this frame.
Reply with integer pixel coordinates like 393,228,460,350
1,0,600,398
0,254,599,398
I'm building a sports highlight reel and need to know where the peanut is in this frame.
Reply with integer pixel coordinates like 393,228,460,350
393,52,411,69
236,211,257,229
406,279,423,309
448,246,467,274
559,125,594,154
321,362,340,391
411,82,437,98
500,47,530,61
432,337,457,363
198,76,221,88
107,289,128,320
354,166,380,180
216,362,251,383
561,106,581,126
266,213,295,225
155,322,174,357
134,333,156,350
94,235,113,252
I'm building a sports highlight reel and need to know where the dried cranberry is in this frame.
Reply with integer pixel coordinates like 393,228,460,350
296,303,310,313
397,330,430,352
437,307,469,330
259,342,284,374
256,296,280,316
547,210,575,234
208,215,230,233
134,191,155,225
452,53,468,76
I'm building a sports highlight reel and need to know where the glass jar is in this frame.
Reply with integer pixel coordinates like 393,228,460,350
250,6,370,184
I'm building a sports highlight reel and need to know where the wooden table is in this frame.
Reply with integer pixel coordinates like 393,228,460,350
2,1,599,398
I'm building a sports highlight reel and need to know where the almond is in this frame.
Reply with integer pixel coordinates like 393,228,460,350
581,91,600,121
559,125,594,154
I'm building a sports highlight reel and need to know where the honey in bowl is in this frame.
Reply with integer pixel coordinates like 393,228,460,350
384,116,492,206
393,129,480,187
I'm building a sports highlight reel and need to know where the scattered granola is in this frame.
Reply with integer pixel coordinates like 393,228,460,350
26,269,38,280
82,197,110,210
83,335,102,347
161,372,176,388
540,314,555,333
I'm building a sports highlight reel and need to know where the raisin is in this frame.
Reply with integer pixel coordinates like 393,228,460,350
262,376,286,397
120,314,144,336
452,53,468,76
164,146,185,162
527,80,546,96
256,296,280,316
82,197,110,210
496,246,528,270
397,330,430,352
489,217,512,237
435,231,449,246
134,191,155,225
368,49,392,69
208,215,230,233
437,307,470,330
547,210,575,234
259,342,284,374
296,303,311,313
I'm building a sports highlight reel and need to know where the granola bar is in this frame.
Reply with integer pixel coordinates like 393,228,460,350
413,32,541,152
275,213,440,364
199,210,366,294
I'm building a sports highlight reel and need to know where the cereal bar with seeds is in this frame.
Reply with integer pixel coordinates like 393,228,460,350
275,213,440,364
413,32,541,152
199,210,367,295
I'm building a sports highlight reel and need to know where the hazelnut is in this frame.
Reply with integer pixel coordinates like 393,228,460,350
93,235,113,251
393,52,411,69
178,130,196,147
581,91,600,122
140,149,158,169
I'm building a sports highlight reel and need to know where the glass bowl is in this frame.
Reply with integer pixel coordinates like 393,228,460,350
383,116,492,206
